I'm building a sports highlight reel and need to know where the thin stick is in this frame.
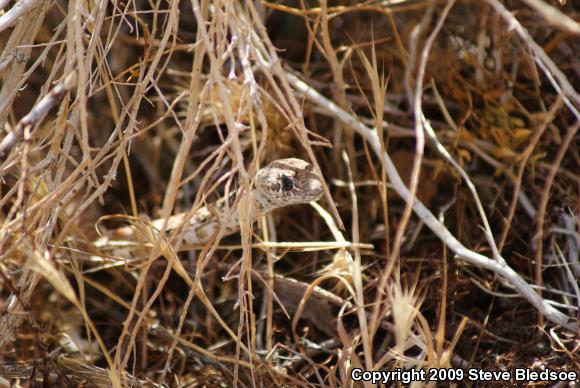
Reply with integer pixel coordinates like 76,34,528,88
0,72,77,163
484,0,580,118
0,0,41,33
534,121,580,325
520,0,580,35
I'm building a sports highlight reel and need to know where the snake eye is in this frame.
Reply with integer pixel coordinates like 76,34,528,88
281,175,294,191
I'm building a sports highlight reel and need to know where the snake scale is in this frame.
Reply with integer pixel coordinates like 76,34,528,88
93,158,323,258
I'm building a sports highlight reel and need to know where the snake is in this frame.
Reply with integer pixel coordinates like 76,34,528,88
93,158,324,258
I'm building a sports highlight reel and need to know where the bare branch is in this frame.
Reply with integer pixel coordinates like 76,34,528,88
0,72,77,163
484,0,580,118
0,0,42,33
521,0,580,35
288,72,576,331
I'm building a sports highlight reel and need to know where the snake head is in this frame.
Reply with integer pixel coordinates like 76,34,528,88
254,158,323,211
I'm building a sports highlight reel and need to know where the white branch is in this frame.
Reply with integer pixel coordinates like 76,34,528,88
0,0,41,33
484,0,580,119
0,72,76,162
521,0,580,35
287,72,576,331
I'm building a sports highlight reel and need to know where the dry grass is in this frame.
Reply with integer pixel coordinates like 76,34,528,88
1,0,579,386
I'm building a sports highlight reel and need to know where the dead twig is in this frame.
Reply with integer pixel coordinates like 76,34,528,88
484,0,580,118
0,0,42,33
520,0,580,35
288,72,577,331
533,120,580,324
0,72,77,163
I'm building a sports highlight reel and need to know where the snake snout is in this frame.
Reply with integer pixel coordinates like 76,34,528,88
306,177,323,201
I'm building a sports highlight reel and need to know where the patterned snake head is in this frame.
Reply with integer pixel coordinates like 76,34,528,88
254,158,323,212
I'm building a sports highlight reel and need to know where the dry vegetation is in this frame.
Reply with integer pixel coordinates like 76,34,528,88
0,0,579,386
